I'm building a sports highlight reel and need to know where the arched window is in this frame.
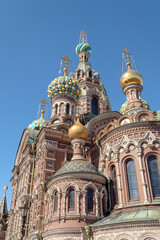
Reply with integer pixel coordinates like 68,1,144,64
66,104,70,115
126,160,139,200
77,71,80,78
111,165,118,205
91,97,98,115
54,191,58,212
68,188,75,210
89,70,92,78
55,104,58,115
148,156,160,197
87,189,93,212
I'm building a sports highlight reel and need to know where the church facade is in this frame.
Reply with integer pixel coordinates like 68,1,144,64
5,32,160,240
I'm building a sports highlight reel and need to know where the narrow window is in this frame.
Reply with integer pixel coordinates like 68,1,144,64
54,191,58,212
148,156,160,197
111,165,118,205
91,97,98,115
126,160,139,200
77,71,80,78
55,105,58,115
89,71,92,78
87,189,93,211
68,188,75,210
66,104,70,115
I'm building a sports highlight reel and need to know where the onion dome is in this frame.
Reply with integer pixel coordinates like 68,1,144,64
47,76,81,102
120,59,143,89
54,159,100,177
76,42,91,56
28,109,46,129
68,116,88,140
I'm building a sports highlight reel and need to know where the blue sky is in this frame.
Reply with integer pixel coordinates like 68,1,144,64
0,0,160,208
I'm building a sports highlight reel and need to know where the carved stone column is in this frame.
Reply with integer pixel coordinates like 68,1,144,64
99,193,103,218
95,192,99,217
58,192,61,219
62,192,66,218
82,191,87,215
76,191,80,215
115,153,123,208
136,147,149,204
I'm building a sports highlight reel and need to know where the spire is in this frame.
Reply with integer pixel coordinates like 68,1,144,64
0,186,8,215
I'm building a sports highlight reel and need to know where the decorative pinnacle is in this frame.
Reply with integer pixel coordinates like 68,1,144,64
80,30,88,43
39,99,48,118
4,186,8,192
61,56,71,76
122,48,133,70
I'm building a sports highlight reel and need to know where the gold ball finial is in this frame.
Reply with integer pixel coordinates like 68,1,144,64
68,116,88,140
4,185,8,191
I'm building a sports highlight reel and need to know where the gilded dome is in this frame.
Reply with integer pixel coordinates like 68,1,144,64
68,117,88,140
120,69,143,89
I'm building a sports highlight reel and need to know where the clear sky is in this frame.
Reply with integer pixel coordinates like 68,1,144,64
0,0,160,208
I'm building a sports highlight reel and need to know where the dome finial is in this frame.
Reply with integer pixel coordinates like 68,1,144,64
80,30,87,43
60,56,71,76
39,98,48,118
122,48,132,71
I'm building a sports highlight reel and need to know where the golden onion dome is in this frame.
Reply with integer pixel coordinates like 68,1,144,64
120,68,143,89
68,116,88,140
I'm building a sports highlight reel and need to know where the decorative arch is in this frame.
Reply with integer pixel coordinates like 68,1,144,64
97,236,111,240
83,182,98,192
139,233,158,240
136,111,155,122
50,185,61,197
114,233,134,240
64,182,80,192
116,115,132,127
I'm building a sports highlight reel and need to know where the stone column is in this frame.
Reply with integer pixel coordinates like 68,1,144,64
136,147,149,204
82,191,87,215
62,192,66,218
95,192,99,217
115,153,124,208
58,192,61,219
76,191,80,215
100,193,103,217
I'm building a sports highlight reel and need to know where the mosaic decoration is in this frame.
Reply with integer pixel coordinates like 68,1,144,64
54,159,100,177
76,42,91,55
47,76,81,102
120,100,150,115
28,116,46,129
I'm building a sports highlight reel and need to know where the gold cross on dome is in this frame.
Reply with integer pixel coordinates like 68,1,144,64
80,30,87,43
122,48,133,62
39,98,48,110
61,56,71,76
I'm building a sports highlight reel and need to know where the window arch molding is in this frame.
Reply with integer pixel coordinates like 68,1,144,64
145,153,160,200
121,156,140,204
110,164,118,206
100,186,108,216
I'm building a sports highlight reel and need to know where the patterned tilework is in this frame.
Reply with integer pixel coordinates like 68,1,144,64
54,160,100,177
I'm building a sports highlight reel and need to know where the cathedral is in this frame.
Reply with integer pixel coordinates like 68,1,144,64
3,32,160,240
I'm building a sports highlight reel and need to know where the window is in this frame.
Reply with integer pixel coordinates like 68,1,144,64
55,105,58,115
68,188,75,210
148,156,160,197
87,189,93,211
111,165,118,204
54,191,58,212
89,71,92,78
91,97,98,115
126,160,139,200
66,104,70,114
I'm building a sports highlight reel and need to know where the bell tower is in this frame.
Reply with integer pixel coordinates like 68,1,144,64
74,31,111,124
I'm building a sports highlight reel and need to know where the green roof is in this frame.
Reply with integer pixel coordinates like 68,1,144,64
91,207,160,227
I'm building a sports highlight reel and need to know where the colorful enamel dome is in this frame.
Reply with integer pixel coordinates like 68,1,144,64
54,159,101,177
76,42,91,55
28,113,46,129
47,76,81,102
